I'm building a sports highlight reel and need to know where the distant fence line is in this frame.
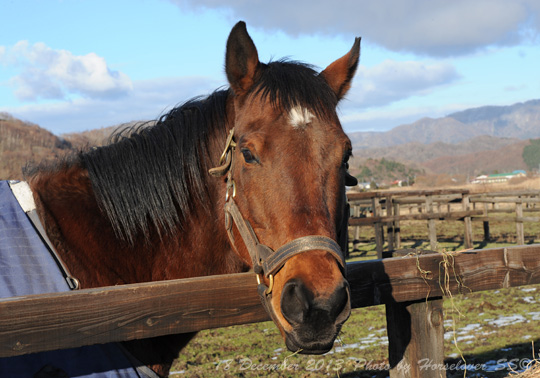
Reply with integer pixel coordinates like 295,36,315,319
347,188,540,258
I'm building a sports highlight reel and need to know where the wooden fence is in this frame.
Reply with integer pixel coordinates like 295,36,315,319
2,244,540,377
347,188,540,258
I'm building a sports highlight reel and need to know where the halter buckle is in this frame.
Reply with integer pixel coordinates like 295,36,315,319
225,178,236,201
208,127,237,178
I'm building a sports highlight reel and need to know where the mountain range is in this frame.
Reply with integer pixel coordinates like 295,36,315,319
1,99,539,182
349,99,540,149
348,99,540,179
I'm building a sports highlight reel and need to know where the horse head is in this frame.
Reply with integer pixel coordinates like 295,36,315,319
214,21,360,354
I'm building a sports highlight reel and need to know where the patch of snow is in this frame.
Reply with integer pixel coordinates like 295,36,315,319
484,314,527,327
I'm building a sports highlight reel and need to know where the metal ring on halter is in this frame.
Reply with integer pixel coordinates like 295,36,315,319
256,274,274,295
225,179,236,201
265,274,274,295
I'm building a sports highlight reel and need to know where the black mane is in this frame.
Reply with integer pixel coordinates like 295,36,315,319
81,89,230,244
79,60,337,244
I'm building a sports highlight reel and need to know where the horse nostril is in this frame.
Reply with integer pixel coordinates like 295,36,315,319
280,279,311,325
330,283,350,319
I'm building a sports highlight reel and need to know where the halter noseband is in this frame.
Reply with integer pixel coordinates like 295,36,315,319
209,127,347,310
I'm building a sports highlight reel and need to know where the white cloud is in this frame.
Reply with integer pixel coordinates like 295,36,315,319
342,60,459,110
3,55,458,134
1,41,133,101
4,76,223,134
171,0,540,57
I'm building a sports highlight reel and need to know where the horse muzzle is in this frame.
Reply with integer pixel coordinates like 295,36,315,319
221,197,351,354
280,278,351,354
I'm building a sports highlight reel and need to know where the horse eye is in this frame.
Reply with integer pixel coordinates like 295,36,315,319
241,148,257,164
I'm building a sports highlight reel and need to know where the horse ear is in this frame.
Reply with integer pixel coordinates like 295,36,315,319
225,21,260,97
320,37,361,101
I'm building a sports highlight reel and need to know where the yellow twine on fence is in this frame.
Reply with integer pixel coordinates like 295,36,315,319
506,341,540,377
411,247,473,378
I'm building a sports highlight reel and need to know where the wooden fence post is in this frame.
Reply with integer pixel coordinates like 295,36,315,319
516,199,525,245
462,194,473,249
425,195,437,250
394,202,401,249
385,250,446,378
483,202,490,242
353,204,361,250
372,197,384,259
386,299,446,378
387,195,395,251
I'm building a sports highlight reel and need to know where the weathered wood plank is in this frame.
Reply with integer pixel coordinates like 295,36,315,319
469,190,540,198
391,195,463,205
2,245,540,358
0,273,268,357
387,299,445,378
347,189,469,201
348,209,484,226
470,197,540,204
347,245,540,308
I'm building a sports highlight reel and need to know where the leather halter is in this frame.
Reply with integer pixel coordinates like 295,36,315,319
209,127,347,310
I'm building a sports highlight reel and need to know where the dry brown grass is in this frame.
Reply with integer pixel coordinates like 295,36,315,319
411,177,540,194
465,177,540,194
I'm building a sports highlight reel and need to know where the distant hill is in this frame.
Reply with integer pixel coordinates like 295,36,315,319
352,135,522,164
346,100,540,183
61,121,153,150
2,99,539,183
0,113,72,180
351,157,423,186
420,139,529,176
0,114,152,180
349,99,540,150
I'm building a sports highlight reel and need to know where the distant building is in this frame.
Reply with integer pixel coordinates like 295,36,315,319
357,182,371,190
471,170,526,184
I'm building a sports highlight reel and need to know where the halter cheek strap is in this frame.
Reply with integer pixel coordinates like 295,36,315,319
209,127,348,314
224,198,346,278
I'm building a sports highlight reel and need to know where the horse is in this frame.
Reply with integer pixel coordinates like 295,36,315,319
0,21,360,377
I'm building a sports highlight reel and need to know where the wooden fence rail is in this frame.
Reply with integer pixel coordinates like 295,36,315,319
2,244,540,377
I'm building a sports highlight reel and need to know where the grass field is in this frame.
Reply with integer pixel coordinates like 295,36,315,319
170,207,540,377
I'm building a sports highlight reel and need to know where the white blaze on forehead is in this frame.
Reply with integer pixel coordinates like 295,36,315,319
289,106,315,129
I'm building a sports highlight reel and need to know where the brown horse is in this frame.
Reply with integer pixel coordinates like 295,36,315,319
22,22,360,376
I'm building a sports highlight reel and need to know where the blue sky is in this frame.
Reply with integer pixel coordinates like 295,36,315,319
1,0,539,135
